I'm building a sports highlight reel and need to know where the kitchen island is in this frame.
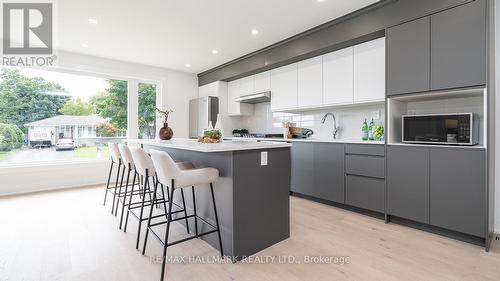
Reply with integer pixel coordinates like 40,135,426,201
137,139,292,260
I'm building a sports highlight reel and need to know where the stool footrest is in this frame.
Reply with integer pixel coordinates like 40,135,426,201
148,213,197,228
128,206,185,221
148,226,218,248
127,200,168,210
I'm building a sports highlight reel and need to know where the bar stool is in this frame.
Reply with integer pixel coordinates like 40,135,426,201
125,147,191,250
114,144,142,229
146,149,223,281
103,142,122,214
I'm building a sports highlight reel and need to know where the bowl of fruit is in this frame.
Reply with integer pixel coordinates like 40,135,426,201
198,128,222,143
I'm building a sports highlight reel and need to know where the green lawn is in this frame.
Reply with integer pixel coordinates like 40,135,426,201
0,149,20,161
75,146,110,159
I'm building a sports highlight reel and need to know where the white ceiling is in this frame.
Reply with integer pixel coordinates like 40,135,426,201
58,0,378,74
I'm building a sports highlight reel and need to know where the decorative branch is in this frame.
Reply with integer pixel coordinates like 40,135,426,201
156,108,174,122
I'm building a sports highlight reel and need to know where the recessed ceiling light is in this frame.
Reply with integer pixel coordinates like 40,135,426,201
81,43,88,48
251,29,259,35
317,0,325,2
88,18,98,24
185,63,191,68
211,49,219,55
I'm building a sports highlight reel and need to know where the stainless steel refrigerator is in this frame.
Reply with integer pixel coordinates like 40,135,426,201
189,96,219,138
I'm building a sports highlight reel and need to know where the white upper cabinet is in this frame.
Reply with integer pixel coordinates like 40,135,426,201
271,63,298,111
228,79,253,116
323,47,354,105
353,37,385,103
238,76,255,96
245,38,385,112
298,56,323,108
253,71,271,93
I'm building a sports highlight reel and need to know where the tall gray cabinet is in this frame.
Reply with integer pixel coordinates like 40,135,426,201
430,149,486,237
386,17,430,95
430,0,486,90
386,0,486,96
387,146,430,224
387,145,486,238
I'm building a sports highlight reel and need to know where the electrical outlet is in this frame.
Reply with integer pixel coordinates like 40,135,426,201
372,110,380,120
261,151,268,166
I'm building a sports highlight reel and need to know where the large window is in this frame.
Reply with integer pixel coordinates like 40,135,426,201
138,82,157,139
0,67,129,163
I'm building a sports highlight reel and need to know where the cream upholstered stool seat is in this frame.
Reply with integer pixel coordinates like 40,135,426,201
103,142,123,214
125,147,191,250
146,149,223,281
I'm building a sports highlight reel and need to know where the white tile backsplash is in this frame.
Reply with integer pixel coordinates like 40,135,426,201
232,103,385,140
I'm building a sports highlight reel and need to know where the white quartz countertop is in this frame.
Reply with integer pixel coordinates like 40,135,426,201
135,138,292,153
224,137,384,145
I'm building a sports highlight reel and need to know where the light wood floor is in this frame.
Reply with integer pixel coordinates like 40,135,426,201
0,186,499,281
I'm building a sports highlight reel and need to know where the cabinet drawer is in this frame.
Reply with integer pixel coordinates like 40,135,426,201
346,154,385,178
346,144,385,156
346,175,385,213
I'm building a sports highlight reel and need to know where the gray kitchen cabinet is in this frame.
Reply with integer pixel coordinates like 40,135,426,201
430,149,486,237
290,142,314,196
345,154,385,179
344,144,385,212
345,144,385,156
313,143,345,203
346,175,385,213
387,17,430,95
387,146,430,224
430,0,486,90
290,142,344,203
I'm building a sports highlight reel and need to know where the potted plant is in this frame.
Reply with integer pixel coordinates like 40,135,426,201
156,108,174,140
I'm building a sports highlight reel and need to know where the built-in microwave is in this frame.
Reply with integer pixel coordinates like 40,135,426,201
402,113,478,146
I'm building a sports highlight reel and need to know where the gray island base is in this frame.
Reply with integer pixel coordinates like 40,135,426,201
138,139,292,261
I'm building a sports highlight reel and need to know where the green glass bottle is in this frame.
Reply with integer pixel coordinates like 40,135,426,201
368,118,375,140
362,119,368,141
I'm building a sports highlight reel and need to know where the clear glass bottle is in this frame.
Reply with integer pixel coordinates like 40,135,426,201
362,119,369,141
368,118,374,141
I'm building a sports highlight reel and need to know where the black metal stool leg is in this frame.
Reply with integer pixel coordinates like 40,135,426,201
119,165,132,229
191,186,198,236
124,171,138,232
142,176,159,255
160,180,175,281
160,183,168,218
114,164,126,216
136,169,149,250
180,188,190,234
103,161,114,206
210,183,224,257
153,176,160,209
111,161,122,214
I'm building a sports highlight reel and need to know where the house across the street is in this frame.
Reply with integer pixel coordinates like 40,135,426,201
25,115,106,147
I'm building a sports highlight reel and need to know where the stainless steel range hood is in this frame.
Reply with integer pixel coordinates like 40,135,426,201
234,91,271,104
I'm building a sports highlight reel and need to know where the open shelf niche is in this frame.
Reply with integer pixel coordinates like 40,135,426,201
386,87,487,147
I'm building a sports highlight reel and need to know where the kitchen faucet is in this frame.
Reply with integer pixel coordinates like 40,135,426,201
321,113,340,139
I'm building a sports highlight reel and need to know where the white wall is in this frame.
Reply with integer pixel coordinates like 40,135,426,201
0,51,198,196
0,161,111,196
494,0,500,233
